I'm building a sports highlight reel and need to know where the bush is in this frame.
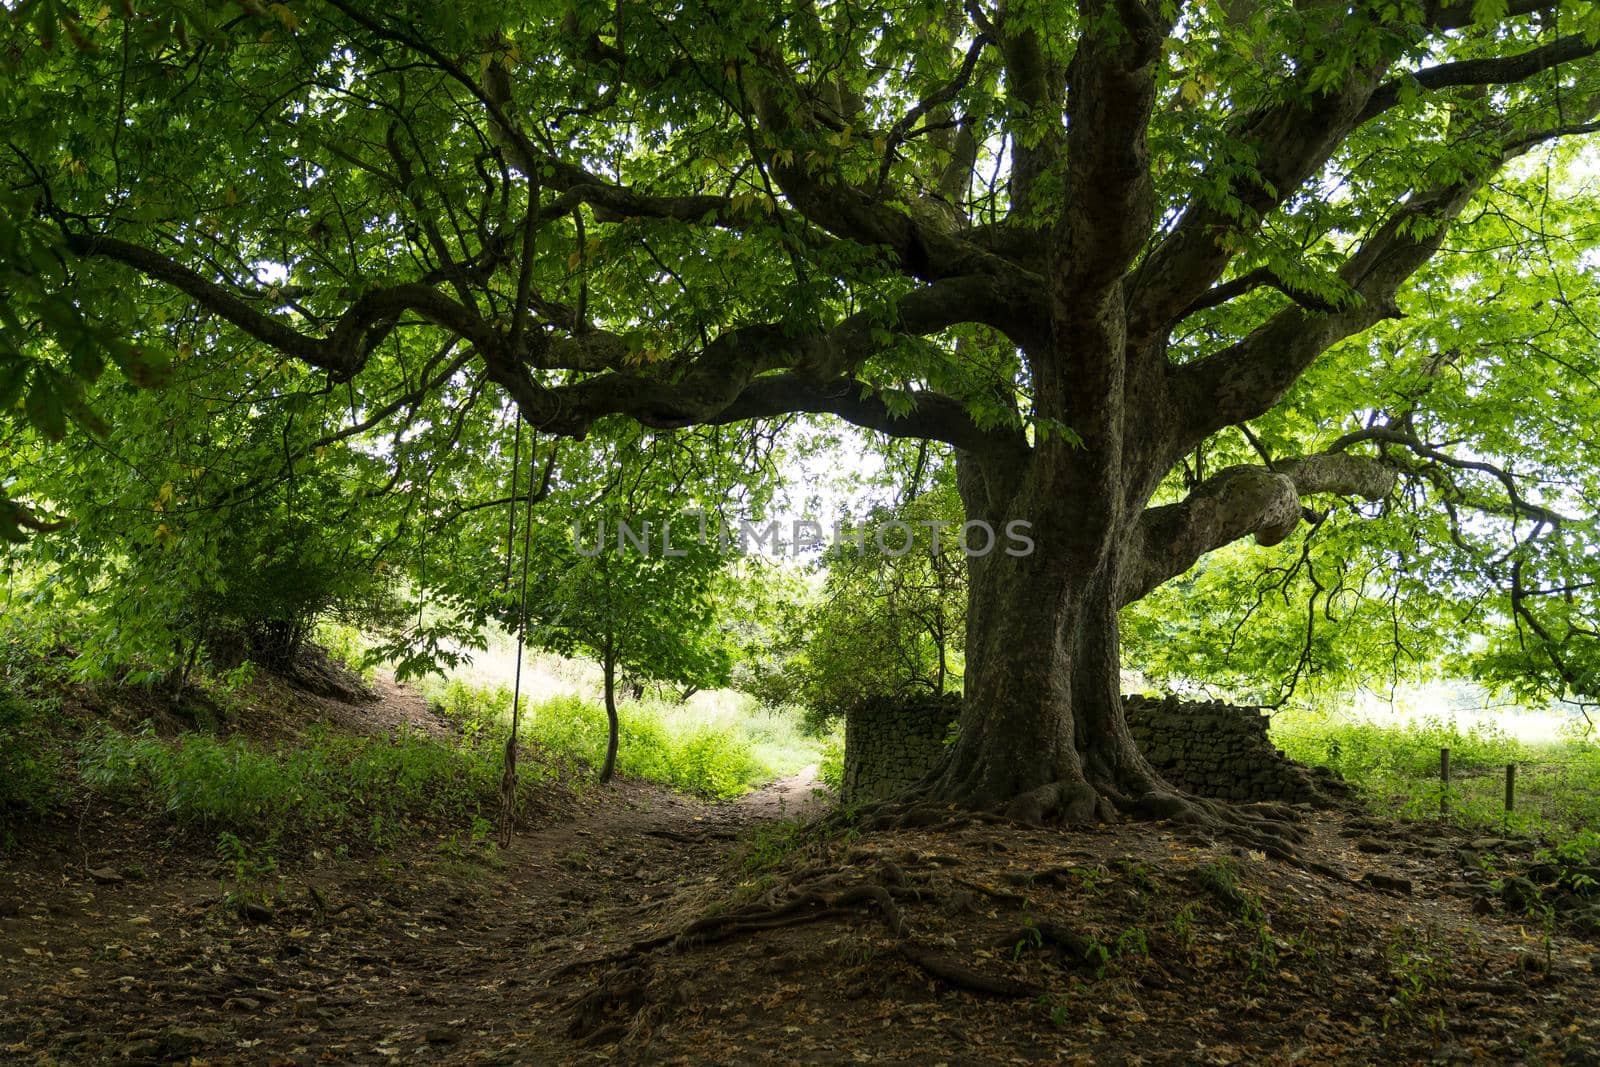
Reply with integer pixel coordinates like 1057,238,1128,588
670,728,765,797
314,620,378,684
427,675,515,739
817,730,844,791
0,690,63,830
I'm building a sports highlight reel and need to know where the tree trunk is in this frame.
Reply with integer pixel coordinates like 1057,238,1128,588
599,650,620,785
930,547,1166,823
921,439,1182,826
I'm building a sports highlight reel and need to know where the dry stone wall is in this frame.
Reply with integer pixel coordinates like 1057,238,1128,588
840,691,1341,806
841,694,960,804
1124,694,1341,804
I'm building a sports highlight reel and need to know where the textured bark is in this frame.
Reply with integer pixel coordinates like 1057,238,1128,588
936,554,1150,821
1121,453,1400,607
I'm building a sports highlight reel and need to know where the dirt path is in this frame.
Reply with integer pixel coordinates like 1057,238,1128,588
0,773,815,1065
735,763,827,820
5,774,1599,1064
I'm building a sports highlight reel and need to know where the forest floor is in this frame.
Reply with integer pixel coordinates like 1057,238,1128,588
3,684,1599,1065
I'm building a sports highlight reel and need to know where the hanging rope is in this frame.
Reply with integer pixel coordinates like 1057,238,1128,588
502,416,523,591
499,433,539,846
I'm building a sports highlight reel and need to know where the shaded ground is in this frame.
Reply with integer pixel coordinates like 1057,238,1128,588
3,686,1598,1064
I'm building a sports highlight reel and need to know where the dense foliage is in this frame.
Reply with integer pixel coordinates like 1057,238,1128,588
766,477,969,726
3,1,1600,812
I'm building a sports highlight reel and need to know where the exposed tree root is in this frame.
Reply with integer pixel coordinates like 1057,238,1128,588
1119,789,1305,860
551,875,910,982
641,827,736,844
899,944,1042,998
559,855,1056,1040
558,773,1332,1042
847,777,1306,862
994,919,1102,968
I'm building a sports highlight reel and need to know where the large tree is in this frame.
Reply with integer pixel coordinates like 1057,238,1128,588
5,0,1600,826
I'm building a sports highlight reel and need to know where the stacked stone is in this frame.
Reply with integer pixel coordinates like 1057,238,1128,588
1123,694,1328,804
838,691,1337,808
841,693,961,804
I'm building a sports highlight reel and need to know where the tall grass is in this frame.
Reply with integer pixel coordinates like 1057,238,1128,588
77,724,533,850
420,677,820,798
1271,709,1600,844
1272,709,1528,780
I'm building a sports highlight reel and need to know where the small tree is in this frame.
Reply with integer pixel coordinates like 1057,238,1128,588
10,353,404,697
524,507,730,783
789,488,967,727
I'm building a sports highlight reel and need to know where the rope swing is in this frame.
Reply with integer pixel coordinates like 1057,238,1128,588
499,421,538,847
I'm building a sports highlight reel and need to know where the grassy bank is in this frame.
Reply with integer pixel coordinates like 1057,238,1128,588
1271,708,1600,851
75,724,532,851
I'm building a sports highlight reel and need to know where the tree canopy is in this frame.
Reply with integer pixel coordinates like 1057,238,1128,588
5,0,1600,819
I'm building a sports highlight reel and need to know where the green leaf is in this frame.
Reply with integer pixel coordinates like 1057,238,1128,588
23,376,67,440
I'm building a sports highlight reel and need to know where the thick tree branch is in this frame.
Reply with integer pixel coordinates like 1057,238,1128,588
1125,73,1389,342
1429,0,1553,31
526,270,1030,372
61,232,494,380
710,375,1020,454
1120,452,1398,606
483,275,1025,448
996,3,1064,219
1168,112,1600,450
1357,33,1600,125
1059,0,1174,286
1,499,71,541
740,49,1035,287
1127,0,1592,343
1168,179,1486,448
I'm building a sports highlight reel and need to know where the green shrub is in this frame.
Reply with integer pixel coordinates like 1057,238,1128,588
0,690,63,829
426,676,515,739
313,621,378,683
669,728,764,797
817,730,844,791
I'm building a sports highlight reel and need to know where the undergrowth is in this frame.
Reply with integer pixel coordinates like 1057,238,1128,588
0,689,64,843
1272,709,1600,848
76,723,536,852
420,677,818,798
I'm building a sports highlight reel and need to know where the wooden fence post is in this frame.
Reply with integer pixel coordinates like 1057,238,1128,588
1504,763,1516,816
1440,747,1451,817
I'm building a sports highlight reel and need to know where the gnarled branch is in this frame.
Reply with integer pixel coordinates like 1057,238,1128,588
1120,452,1398,606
